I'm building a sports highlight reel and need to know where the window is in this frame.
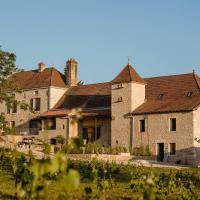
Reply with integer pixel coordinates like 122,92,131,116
82,127,101,142
187,91,193,97
7,101,17,114
157,94,164,100
34,91,39,95
170,118,176,131
140,119,145,132
169,143,176,155
44,118,56,130
29,119,42,130
117,83,123,89
96,127,101,140
29,119,41,134
9,121,15,128
30,98,41,111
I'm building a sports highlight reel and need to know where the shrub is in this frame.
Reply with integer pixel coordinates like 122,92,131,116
70,137,84,149
43,142,51,156
132,145,152,156
55,135,66,145
54,145,61,154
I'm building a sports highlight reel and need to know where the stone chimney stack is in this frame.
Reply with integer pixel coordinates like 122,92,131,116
66,58,78,87
38,62,45,72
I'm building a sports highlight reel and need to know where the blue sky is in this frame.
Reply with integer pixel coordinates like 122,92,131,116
1,0,200,84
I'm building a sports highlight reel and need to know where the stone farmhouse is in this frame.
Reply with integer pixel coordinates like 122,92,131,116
1,58,200,165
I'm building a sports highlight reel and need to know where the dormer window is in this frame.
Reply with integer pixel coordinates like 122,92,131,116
187,91,193,97
157,94,164,100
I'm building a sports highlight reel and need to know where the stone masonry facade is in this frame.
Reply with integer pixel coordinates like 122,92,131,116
1,59,200,165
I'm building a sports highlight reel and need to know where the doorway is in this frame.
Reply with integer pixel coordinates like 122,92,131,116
157,143,164,162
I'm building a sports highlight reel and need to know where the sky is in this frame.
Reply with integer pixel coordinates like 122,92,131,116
1,0,200,84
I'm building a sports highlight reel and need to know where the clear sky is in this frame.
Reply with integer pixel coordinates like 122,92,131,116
1,0,200,84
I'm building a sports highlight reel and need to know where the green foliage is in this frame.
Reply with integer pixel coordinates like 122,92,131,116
0,148,200,199
0,48,30,133
70,137,83,149
0,48,17,82
132,145,152,156
55,135,66,145
0,149,80,199
43,143,51,157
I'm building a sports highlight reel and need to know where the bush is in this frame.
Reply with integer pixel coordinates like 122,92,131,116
43,143,51,156
54,145,61,154
70,137,84,149
55,135,66,145
131,145,152,156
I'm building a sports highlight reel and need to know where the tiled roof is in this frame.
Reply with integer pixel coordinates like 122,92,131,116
39,109,70,117
39,65,200,117
40,108,111,117
111,64,146,84
9,67,66,89
53,82,111,110
133,73,200,115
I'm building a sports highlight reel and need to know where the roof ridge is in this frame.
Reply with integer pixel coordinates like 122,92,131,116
193,72,200,89
127,65,132,82
49,68,54,86
111,64,145,84
70,81,110,88
144,72,193,80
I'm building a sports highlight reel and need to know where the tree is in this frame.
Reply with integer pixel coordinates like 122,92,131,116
0,48,28,133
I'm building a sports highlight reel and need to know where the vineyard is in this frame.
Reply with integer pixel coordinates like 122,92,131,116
0,148,200,199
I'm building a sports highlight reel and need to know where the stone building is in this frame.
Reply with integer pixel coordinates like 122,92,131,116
2,58,200,165
0,62,67,135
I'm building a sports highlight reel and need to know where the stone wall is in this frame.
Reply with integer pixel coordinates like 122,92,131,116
49,86,67,109
39,117,111,146
111,82,145,147
133,112,194,165
79,118,111,146
67,154,134,163
193,107,200,147
0,88,49,133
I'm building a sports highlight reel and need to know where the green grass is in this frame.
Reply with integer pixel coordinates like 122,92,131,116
0,170,15,199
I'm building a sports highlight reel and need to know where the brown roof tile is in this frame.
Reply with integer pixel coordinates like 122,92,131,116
111,64,146,84
40,108,111,118
40,68,200,117
9,67,66,89
133,73,200,115
53,82,111,110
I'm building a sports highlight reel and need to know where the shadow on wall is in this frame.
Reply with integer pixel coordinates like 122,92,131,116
15,120,41,135
144,146,200,167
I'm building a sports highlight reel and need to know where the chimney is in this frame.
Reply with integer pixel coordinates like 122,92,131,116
38,62,45,72
66,58,78,87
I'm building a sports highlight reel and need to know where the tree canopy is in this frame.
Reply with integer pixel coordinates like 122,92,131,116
0,48,28,133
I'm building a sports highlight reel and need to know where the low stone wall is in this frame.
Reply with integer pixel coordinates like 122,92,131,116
67,154,134,163
134,155,156,160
